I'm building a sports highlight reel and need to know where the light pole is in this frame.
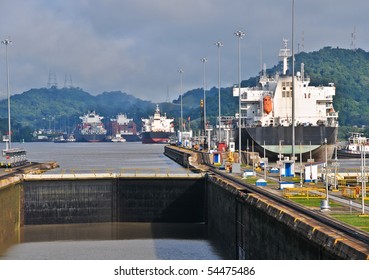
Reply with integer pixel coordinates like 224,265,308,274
300,142,303,187
320,137,331,211
2,39,12,150
215,41,223,143
279,140,284,182
361,143,366,215
178,69,184,139
291,0,296,161
234,31,245,164
201,58,207,136
325,138,329,203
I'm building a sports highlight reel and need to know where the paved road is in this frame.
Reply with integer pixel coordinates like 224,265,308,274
329,191,369,212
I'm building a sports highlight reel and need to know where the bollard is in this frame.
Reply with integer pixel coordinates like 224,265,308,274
320,199,330,211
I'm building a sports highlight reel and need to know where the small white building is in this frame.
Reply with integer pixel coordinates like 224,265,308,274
304,162,321,182
280,160,295,177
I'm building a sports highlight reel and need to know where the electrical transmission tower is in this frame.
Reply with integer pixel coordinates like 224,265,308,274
64,73,73,88
351,26,357,51
47,70,58,88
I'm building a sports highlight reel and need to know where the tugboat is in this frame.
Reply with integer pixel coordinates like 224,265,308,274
75,111,107,142
141,105,175,144
233,40,338,161
111,134,127,143
337,132,369,158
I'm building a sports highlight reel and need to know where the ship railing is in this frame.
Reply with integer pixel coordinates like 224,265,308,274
118,167,198,177
327,112,338,118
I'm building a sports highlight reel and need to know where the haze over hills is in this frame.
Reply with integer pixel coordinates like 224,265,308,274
0,47,368,141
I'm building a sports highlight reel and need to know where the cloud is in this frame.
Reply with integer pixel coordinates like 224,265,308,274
0,0,367,102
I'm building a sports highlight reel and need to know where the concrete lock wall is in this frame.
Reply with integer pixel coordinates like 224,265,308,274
0,180,22,254
206,179,338,260
23,179,115,224
116,178,206,223
206,179,238,259
22,178,206,225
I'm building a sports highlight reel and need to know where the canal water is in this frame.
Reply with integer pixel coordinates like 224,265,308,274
2,223,221,260
1,142,223,260
14,142,188,174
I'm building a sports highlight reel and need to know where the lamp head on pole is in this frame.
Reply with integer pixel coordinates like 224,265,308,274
234,30,246,39
1,39,12,46
214,41,223,48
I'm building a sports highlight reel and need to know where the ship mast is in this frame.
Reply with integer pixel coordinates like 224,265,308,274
279,39,290,75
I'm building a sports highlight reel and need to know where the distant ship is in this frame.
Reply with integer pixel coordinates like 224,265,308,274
75,111,107,142
109,113,140,142
337,132,369,158
233,40,339,161
141,105,175,144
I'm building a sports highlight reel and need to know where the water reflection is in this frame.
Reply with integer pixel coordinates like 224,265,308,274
0,229,20,259
1,223,224,260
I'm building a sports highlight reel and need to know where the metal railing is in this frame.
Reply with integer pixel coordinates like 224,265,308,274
283,187,326,199
23,167,203,179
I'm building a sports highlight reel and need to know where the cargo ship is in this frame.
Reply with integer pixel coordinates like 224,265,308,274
233,40,338,161
141,105,175,144
109,113,140,142
75,111,107,142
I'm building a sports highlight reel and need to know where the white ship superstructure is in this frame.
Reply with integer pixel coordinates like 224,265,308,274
117,114,132,127
141,105,175,144
235,40,338,129
142,105,174,133
232,40,338,161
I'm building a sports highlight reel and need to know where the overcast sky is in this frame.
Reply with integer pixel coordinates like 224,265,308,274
0,0,367,102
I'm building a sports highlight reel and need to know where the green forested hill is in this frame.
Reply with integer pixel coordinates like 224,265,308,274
0,47,369,141
0,87,156,140
295,47,369,126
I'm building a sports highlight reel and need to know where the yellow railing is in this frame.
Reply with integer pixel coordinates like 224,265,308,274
283,187,326,199
341,186,369,200
49,167,196,177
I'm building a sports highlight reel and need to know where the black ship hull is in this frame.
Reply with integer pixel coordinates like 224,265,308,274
234,125,338,162
74,132,106,142
336,149,368,159
121,133,141,142
141,131,175,144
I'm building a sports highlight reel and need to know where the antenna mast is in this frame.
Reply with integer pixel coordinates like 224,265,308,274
166,86,170,103
279,39,291,75
301,31,305,52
